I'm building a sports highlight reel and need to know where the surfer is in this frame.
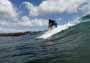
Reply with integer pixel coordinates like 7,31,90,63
48,19,57,31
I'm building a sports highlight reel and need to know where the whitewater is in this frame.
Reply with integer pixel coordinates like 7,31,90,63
37,21,79,39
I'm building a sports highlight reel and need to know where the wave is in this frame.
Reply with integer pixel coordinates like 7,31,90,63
37,14,90,39
47,14,90,40
27,19,90,63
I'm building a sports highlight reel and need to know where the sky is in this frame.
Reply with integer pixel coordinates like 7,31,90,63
0,0,89,32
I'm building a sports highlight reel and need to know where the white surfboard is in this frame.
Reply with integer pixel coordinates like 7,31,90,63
37,23,75,39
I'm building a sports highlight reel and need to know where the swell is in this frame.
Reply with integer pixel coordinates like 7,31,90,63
48,14,90,40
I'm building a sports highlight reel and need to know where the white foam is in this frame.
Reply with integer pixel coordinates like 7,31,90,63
37,23,76,39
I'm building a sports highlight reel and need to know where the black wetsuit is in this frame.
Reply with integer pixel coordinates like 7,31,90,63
49,19,57,28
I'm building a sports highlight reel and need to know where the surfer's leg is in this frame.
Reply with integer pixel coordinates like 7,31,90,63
48,28,51,31
48,25,53,31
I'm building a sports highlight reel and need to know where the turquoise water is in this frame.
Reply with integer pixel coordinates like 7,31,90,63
0,14,90,63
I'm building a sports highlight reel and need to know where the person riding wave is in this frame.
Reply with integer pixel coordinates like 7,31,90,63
48,19,57,31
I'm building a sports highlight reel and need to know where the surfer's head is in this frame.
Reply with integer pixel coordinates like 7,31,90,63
49,19,54,23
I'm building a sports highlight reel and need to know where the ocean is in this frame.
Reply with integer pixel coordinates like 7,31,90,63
0,14,90,63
